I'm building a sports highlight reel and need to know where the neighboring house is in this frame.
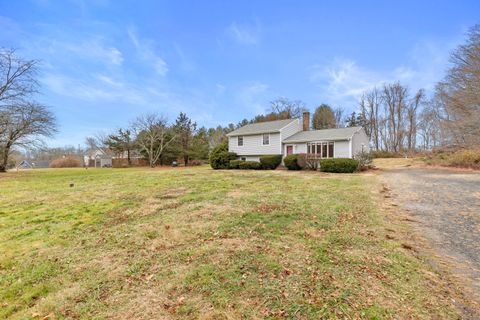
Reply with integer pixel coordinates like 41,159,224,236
84,148,113,168
227,112,369,161
18,160,33,169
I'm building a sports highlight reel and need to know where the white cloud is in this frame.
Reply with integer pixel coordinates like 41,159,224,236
65,40,124,65
227,21,260,45
127,26,168,76
310,39,459,109
310,59,385,106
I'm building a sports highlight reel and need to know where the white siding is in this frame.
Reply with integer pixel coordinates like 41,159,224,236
280,119,302,140
334,141,350,158
229,132,282,157
351,129,370,157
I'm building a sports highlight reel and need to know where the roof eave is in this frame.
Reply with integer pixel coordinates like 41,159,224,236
227,129,281,137
283,138,350,143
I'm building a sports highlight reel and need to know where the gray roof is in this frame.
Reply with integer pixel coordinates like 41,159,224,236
283,126,362,143
226,118,297,136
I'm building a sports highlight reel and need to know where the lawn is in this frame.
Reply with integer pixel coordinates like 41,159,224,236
0,167,458,319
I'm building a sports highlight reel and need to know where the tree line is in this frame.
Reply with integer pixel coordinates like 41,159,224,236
1,24,479,170
357,24,480,153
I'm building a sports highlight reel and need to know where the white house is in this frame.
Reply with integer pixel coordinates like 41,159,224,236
227,112,369,161
84,148,113,168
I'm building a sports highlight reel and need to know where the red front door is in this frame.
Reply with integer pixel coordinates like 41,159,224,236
286,146,293,155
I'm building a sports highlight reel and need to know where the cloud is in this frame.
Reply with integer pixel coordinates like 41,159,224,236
127,26,168,76
310,39,460,109
227,21,260,45
310,59,385,106
65,39,124,65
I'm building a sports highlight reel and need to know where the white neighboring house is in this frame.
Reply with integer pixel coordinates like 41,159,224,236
227,112,369,161
84,148,113,168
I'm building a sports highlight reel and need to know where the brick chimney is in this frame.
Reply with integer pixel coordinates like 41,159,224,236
302,111,310,131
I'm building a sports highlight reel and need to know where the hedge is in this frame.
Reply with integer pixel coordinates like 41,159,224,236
209,143,237,169
319,158,359,173
229,159,243,169
238,161,261,170
259,154,282,170
284,154,302,170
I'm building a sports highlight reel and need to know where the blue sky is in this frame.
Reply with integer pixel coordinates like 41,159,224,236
1,0,478,147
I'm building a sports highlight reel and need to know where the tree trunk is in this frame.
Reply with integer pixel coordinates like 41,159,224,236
0,146,10,172
184,155,189,166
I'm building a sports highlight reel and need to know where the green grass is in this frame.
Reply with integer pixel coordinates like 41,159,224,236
0,167,458,319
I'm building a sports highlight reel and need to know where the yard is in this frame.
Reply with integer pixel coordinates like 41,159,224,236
0,167,460,319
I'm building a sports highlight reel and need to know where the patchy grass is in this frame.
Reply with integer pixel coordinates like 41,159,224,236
373,157,422,169
0,167,459,319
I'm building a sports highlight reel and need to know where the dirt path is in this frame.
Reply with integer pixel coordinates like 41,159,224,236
381,167,480,309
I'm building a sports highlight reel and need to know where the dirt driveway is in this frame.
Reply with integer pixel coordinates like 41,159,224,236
381,167,480,304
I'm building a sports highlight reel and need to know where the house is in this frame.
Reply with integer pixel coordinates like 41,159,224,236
17,160,33,169
84,148,113,168
227,112,369,161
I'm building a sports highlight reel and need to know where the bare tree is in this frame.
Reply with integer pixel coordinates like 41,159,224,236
85,132,108,151
0,103,56,171
0,49,56,172
359,88,381,150
132,113,175,167
333,107,345,128
0,49,38,103
405,89,425,151
268,97,307,119
434,24,480,146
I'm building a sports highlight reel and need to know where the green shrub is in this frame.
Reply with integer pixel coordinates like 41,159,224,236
320,158,359,173
259,154,282,170
238,161,261,170
209,143,237,169
284,154,301,170
229,159,243,169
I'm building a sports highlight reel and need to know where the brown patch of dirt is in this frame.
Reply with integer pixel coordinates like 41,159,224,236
158,187,188,199
254,203,282,214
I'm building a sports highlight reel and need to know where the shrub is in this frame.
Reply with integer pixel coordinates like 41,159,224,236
319,158,359,173
355,150,373,169
284,154,301,170
442,149,480,169
259,154,282,170
189,159,203,166
209,143,237,169
50,157,81,168
229,159,243,169
238,161,261,170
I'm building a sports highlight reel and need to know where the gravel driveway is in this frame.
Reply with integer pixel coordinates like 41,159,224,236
381,167,480,300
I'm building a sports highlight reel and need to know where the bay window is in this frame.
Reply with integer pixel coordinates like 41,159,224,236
307,141,335,158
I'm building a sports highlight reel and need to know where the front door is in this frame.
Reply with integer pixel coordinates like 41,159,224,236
286,145,293,155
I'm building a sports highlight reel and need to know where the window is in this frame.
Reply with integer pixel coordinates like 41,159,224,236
262,133,270,145
307,142,335,158
328,142,334,158
238,136,243,146
241,157,246,161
